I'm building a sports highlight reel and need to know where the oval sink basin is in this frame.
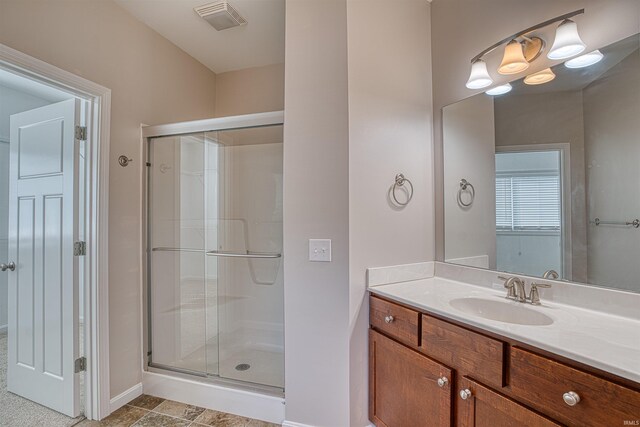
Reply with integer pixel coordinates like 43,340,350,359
449,297,554,326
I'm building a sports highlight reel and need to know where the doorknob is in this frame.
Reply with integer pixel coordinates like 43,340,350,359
1,262,15,272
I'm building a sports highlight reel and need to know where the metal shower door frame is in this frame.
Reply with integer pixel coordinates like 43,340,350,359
142,110,284,392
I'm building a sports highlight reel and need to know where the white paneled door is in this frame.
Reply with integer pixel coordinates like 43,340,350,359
6,99,81,417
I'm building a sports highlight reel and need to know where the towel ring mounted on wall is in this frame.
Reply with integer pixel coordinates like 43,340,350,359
457,178,475,207
392,173,414,207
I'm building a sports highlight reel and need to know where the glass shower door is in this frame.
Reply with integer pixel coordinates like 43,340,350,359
148,132,217,376
148,124,284,390
207,127,284,389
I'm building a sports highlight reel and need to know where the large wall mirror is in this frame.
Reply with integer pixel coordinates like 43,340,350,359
442,33,639,293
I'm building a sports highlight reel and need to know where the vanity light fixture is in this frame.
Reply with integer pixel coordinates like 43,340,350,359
565,49,604,68
524,68,556,85
465,59,493,89
485,83,512,96
465,9,584,89
498,40,530,75
547,19,586,60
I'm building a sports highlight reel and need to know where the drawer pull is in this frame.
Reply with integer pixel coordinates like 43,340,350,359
562,391,581,406
384,315,395,324
437,377,449,388
460,389,473,400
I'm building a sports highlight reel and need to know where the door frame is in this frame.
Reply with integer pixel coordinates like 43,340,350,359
0,43,111,420
495,143,572,280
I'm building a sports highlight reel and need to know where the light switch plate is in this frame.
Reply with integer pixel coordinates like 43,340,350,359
309,239,332,262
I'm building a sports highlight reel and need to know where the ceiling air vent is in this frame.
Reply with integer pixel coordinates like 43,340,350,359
194,1,247,31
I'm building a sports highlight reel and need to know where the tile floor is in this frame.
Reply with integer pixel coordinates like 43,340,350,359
76,394,280,427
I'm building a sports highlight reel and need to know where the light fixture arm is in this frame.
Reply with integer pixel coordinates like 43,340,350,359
470,9,584,63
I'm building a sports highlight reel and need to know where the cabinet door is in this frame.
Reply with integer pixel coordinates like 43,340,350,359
369,330,452,427
458,377,561,427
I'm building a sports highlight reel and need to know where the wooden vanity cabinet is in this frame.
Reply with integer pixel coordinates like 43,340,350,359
369,330,452,427
370,295,420,347
420,313,505,389
369,295,640,427
509,347,640,427
457,377,561,427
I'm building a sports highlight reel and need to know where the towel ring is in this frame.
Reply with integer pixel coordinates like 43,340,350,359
392,173,414,206
457,179,475,207
118,155,133,167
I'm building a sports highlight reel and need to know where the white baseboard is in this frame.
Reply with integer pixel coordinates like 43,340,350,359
109,382,143,413
143,370,285,424
282,421,374,427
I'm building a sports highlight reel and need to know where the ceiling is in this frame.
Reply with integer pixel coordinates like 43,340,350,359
114,0,285,74
0,69,74,102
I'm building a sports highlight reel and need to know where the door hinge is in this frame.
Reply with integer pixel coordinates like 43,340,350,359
74,241,86,256
75,126,87,141
75,356,86,373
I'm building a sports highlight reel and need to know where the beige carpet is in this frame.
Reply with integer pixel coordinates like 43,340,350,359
0,331,84,427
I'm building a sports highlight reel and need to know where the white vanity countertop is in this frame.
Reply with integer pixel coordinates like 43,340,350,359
369,276,640,384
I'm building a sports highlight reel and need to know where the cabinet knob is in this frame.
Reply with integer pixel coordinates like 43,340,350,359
384,315,395,324
562,391,580,406
460,389,473,400
437,377,449,388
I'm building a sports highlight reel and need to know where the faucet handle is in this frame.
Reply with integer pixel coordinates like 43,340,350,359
532,283,552,288
529,282,552,305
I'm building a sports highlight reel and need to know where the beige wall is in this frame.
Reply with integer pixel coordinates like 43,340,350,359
431,0,640,261
215,63,285,117
443,95,495,269
283,0,351,425
0,0,217,398
346,1,433,425
583,51,640,291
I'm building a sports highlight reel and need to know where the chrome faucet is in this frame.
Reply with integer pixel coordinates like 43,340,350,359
499,275,552,304
542,269,559,280
499,276,526,302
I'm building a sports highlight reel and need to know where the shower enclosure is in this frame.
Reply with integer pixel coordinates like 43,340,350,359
144,112,284,392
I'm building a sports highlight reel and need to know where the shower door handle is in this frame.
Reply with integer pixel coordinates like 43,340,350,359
206,250,281,259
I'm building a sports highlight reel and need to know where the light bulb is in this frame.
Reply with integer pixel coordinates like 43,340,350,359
565,50,604,68
524,68,556,85
465,59,493,89
498,40,529,75
548,19,586,60
485,83,513,96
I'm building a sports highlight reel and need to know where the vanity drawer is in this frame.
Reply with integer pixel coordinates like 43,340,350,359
509,347,640,427
369,296,420,347
420,314,505,389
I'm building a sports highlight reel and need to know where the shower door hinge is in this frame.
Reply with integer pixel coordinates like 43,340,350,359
75,356,86,373
74,241,86,256
75,126,87,141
